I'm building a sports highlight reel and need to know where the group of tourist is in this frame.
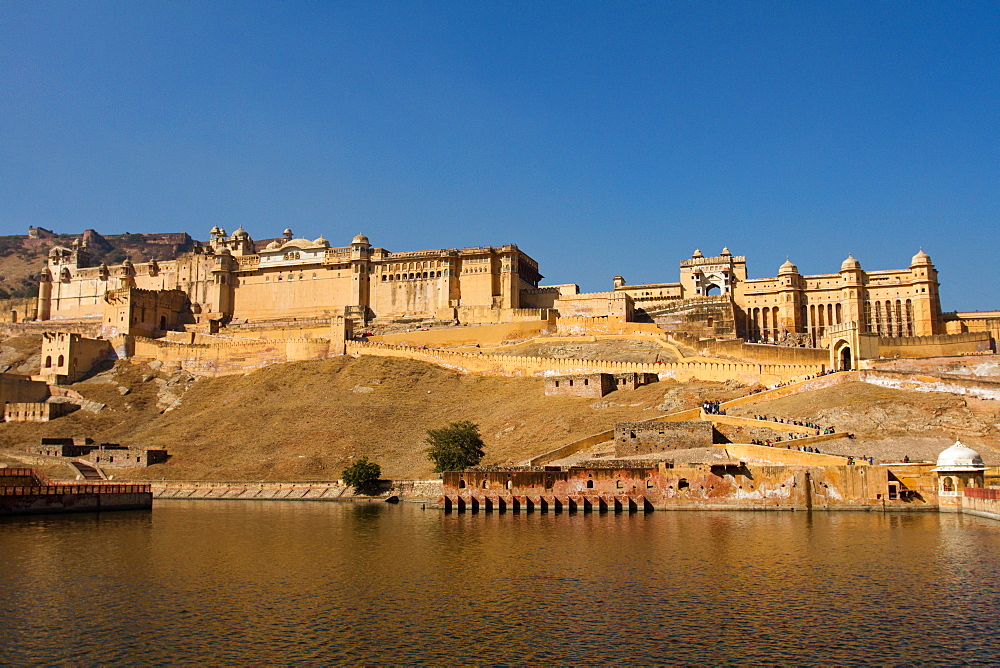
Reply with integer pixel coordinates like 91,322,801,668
749,438,821,453
702,400,726,415
751,415,836,435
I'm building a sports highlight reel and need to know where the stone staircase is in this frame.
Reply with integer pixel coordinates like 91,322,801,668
71,461,106,481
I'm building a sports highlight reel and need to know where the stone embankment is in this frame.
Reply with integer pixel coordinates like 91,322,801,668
152,479,442,503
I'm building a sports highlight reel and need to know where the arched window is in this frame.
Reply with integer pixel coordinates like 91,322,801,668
57,355,64,367
678,478,689,490
942,476,955,492
458,480,466,489
586,480,594,489
482,480,489,489
44,356,52,368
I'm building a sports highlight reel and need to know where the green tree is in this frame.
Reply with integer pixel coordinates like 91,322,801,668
341,456,381,494
426,420,485,472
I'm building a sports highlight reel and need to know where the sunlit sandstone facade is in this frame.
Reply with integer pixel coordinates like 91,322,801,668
613,248,943,343
37,227,543,326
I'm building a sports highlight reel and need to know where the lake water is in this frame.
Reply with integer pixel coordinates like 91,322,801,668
1,501,999,664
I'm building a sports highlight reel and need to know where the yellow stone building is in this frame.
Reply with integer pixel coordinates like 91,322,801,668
613,247,943,344
38,227,543,328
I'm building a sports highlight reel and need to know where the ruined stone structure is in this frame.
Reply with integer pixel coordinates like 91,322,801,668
543,372,658,398
25,438,167,468
3,402,77,422
614,248,945,343
543,373,613,398
614,421,715,456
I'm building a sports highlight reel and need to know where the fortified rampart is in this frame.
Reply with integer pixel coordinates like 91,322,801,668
131,335,334,376
346,340,824,383
669,332,831,365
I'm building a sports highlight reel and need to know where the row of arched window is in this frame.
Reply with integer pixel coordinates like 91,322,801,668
382,271,443,281
43,355,65,368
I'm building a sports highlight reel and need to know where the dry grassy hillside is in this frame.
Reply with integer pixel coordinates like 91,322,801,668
0,355,744,481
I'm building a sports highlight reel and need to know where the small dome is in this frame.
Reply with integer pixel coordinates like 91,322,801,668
283,228,293,237
935,441,985,470
218,247,232,256
122,258,133,267
692,249,703,258
314,236,330,247
840,254,861,271
71,238,80,247
911,248,932,266
720,247,731,256
779,258,798,274
48,247,61,256
210,225,221,236
265,240,281,250
231,226,250,240
352,233,370,246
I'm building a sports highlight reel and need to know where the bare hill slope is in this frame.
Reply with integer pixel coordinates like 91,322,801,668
0,356,745,480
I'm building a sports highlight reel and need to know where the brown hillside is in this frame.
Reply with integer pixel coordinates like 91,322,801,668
0,355,745,481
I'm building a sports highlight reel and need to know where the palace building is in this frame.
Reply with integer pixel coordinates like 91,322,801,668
38,227,543,331
613,247,944,344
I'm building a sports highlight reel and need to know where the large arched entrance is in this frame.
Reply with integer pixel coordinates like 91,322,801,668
839,345,852,371
830,338,854,371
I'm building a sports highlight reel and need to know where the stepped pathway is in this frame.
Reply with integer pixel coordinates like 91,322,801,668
71,461,106,481
528,371,856,466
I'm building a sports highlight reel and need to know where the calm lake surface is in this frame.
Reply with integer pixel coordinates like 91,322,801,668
2,502,999,664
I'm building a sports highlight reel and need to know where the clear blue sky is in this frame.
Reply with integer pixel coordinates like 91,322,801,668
2,1,997,310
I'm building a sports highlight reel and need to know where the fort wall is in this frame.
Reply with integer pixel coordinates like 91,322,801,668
723,442,853,467
0,373,50,405
877,331,993,358
614,421,714,456
132,335,333,376
371,320,553,348
346,340,824,383
0,297,38,323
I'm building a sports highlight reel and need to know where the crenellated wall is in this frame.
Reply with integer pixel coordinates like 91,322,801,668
131,335,335,376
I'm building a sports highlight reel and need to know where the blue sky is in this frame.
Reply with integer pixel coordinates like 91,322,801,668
2,1,997,310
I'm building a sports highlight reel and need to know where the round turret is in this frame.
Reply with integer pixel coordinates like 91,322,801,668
352,233,370,246
840,254,861,272
210,225,221,236
720,247,731,257
935,441,985,471
231,226,250,240
911,249,932,267
692,249,703,258
778,258,798,274
283,228,293,239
